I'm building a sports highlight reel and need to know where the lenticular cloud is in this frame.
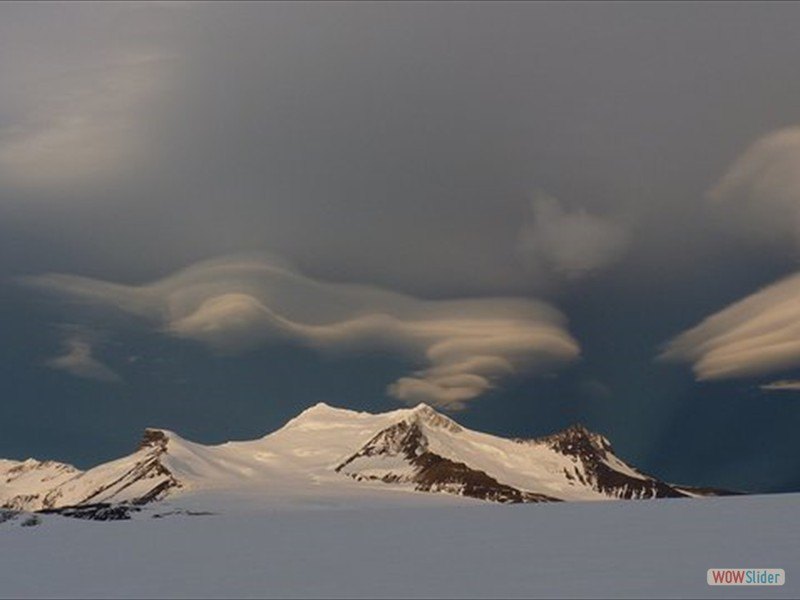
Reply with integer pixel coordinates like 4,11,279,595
660,271,800,381
22,255,580,410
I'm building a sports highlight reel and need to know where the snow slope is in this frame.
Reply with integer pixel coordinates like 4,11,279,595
0,492,796,598
0,459,79,511
0,403,725,512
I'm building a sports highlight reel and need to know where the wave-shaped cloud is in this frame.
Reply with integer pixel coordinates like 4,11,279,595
668,127,800,381
660,271,800,380
708,126,800,245
22,255,580,409
760,380,800,392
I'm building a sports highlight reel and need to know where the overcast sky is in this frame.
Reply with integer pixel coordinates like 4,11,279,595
2,2,800,494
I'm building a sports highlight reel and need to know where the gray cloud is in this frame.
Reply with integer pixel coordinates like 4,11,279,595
23,255,580,410
0,53,171,193
517,194,629,282
5,2,798,298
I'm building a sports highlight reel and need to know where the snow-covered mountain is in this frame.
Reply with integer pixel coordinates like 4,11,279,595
0,403,728,515
0,459,80,511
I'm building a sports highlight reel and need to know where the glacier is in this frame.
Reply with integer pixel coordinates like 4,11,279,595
0,492,797,598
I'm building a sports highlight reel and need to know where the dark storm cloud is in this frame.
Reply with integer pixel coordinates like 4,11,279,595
4,2,800,295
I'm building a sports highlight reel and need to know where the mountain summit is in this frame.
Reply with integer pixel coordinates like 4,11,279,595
0,403,729,516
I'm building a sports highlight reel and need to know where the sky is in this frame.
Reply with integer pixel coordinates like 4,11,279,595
2,1,800,494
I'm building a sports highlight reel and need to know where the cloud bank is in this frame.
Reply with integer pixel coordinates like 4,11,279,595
517,195,629,281
660,271,800,380
23,255,580,409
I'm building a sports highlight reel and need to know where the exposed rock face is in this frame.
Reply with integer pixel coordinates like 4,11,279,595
337,418,558,503
0,459,81,511
39,503,142,521
139,428,171,451
527,425,688,499
78,430,182,507
0,429,181,513
336,409,733,503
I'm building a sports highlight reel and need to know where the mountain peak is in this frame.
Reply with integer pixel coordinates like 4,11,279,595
138,428,173,452
528,423,611,452
406,403,462,433
564,423,612,447
290,402,355,420
280,402,368,432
